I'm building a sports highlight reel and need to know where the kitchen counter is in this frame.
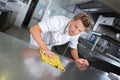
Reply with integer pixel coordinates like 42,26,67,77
0,32,112,80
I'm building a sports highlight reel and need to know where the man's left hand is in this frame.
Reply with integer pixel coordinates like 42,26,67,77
75,58,89,70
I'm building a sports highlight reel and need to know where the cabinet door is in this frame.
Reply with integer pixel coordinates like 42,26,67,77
0,11,10,31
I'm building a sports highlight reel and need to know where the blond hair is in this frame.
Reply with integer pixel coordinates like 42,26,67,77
74,13,92,29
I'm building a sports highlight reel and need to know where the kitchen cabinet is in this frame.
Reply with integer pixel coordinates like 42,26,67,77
0,9,12,31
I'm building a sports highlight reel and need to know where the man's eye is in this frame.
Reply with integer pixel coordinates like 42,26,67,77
75,25,82,32
75,26,77,28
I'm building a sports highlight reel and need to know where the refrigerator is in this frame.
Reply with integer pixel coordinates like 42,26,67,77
28,0,51,28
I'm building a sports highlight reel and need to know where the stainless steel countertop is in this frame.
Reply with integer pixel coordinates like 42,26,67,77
0,32,111,80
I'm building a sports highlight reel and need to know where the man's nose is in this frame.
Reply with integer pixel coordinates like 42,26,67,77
74,30,79,35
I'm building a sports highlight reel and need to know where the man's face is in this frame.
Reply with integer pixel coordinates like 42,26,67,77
68,19,86,36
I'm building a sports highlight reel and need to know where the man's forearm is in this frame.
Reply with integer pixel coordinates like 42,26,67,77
30,25,47,49
70,48,79,60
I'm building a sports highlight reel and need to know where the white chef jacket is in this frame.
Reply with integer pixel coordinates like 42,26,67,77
30,15,81,49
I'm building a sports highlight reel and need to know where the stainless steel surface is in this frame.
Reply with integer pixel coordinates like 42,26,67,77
116,33,120,39
78,41,120,75
91,37,100,52
0,32,111,80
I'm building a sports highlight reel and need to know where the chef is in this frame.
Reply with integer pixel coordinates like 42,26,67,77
29,13,92,70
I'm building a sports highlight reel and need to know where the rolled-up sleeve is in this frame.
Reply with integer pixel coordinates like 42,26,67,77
69,35,79,49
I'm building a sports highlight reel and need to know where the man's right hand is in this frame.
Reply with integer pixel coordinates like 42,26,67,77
42,48,54,59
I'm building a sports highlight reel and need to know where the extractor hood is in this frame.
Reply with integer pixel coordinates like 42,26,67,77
63,0,120,14
97,0,120,14
77,0,115,13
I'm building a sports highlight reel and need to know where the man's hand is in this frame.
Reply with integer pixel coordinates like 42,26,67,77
42,48,54,59
75,58,89,70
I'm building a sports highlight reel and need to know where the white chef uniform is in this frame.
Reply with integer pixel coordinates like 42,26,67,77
30,15,81,49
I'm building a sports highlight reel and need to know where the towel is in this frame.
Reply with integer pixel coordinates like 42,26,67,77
39,48,65,72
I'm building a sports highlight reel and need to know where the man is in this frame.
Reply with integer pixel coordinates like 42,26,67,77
29,13,92,70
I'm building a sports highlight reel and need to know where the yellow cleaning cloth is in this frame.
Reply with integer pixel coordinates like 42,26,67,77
39,48,65,72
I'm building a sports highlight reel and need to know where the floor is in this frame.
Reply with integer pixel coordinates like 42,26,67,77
3,25,30,42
